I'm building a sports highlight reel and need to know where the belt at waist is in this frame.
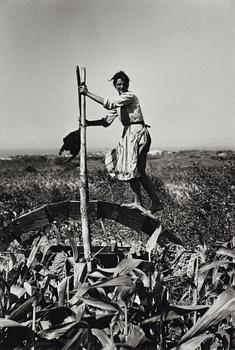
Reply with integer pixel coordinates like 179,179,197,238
122,121,150,127
121,122,150,138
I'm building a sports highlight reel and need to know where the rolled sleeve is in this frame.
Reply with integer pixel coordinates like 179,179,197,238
103,92,134,110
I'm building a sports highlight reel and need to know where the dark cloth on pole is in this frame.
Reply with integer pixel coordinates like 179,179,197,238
59,129,81,162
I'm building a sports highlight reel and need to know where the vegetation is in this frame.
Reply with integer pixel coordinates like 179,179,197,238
0,150,234,349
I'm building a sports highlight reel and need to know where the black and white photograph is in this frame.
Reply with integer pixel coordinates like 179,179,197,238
0,1,234,349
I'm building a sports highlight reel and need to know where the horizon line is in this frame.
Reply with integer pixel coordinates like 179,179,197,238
0,146,234,157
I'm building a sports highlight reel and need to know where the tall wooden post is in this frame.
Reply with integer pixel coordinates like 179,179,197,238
76,66,92,272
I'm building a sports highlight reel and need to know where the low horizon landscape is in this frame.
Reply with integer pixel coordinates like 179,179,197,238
1,145,235,158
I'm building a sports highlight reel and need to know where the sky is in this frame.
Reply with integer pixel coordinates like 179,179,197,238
0,0,234,155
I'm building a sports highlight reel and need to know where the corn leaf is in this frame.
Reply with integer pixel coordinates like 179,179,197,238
61,328,87,350
197,270,209,292
212,266,220,286
67,236,79,262
125,323,148,347
152,279,163,310
0,318,35,342
38,306,75,325
92,328,117,350
26,237,40,268
50,252,67,279
199,259,233,275
114,345,134,349
24,281,36,296
83,314,114,329
178,288,235,345
74,302,86,323
144,300,208,326
170,304,209,314
216,327,231,350
0,275,10,291
88,269,114,279
114,285,136,302
31,338,63,350
172,331,214,350
80,297,120,312
179,290,190,303
89,275,135,290
146,224,162,253
41,244,55,264
132,268,149,287
8,294,40,321
98,267,116,274
42,273,57,293
10,284,26,298
0,253,15,273
69,283,89,305
142,310,184,324
58,277,68,307
73,262,87,288
39,321,77,340
113,259,150,277
0,317,30,328
216,247,235,259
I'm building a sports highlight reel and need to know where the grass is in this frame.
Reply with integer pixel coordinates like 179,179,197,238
0,150,234,248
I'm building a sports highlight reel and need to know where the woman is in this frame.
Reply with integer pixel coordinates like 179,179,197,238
79,71,163,213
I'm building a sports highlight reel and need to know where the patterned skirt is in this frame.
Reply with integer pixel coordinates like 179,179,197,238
105,124,150,181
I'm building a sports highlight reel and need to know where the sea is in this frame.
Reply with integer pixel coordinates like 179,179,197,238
0,146,233,158
0,147,108,158
0,148,58,157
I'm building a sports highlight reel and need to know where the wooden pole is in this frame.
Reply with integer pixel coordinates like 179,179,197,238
76,66,92,272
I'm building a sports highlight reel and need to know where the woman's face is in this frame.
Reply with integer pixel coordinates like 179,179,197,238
115,78,127,94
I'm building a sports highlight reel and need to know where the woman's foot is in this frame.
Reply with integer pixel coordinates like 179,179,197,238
150,200,163,213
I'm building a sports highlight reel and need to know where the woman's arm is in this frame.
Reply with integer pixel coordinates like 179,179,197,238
79,85,133,109
86,109,118,128
86,119,108,127
79,85,104,105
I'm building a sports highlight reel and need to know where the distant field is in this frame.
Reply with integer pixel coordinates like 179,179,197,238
0,150,234,248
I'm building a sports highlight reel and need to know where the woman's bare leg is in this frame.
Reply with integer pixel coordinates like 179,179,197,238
129,178,142,206
139,174,163,213
136,134,163,213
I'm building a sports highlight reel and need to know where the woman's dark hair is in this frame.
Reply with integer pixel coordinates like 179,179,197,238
110,71,130,89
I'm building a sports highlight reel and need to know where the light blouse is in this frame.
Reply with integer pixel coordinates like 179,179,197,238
103,91,144,126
